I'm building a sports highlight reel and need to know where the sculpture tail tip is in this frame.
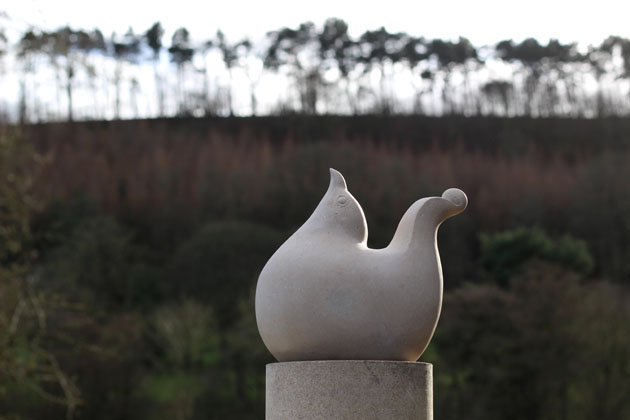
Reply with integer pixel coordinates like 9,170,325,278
442,188,468,211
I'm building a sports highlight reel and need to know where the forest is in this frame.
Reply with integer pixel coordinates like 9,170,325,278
1,17,630,121
1,115,630,420
1,12,630,420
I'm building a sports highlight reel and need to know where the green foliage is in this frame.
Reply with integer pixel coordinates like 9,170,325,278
192,291,269,420
0,131,36,267
39,197,163,310
138,294,269,420
32,192,102,256
137,373,205,420
433,262,630,420
149,300,220,370
571,152,630,281
481,227,594,285
48,215,139,309
0,130,80,419
168,221,283,328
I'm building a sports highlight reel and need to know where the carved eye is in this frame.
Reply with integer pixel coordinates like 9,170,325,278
337,195,349,207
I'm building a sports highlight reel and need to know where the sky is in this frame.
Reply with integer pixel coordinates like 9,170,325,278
3,0,630,47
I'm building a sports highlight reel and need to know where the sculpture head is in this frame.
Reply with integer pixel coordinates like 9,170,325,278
301,168,368,244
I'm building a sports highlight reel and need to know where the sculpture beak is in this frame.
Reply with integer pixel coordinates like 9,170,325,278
329,168,348,190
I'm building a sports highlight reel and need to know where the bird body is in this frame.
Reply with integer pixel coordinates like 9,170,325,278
255,169,467,362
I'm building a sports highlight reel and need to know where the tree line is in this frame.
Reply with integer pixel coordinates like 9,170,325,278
2,18,630,122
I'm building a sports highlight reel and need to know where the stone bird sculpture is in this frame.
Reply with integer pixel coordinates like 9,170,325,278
255,168,467,362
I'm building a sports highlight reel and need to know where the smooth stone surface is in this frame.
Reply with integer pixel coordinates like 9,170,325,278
266,361,433,420
256,168,467,361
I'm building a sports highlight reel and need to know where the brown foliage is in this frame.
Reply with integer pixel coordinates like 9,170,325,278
25,118,588,228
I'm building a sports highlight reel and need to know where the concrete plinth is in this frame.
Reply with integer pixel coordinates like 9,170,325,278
266,361,433,420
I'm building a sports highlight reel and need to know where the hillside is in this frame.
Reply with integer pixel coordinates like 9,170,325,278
2,115,629,420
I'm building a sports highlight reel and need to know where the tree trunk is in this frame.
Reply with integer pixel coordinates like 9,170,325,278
154,60,164,117
250,82,258,116
227,67,234,116
18,79,27,125
66,64,74,122
115,61,123,119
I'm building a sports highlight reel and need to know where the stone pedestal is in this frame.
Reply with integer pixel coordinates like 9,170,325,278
266,361,433,420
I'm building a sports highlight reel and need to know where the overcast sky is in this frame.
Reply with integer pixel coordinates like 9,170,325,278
3,0,630,46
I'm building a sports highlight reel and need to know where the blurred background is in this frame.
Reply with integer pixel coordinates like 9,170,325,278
1,1,630,419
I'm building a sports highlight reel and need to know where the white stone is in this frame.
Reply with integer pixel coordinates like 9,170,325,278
255,169,467,362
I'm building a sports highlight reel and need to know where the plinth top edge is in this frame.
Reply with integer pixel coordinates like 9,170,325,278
267,360,432,367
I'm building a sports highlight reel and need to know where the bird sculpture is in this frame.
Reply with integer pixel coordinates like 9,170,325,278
255,168,467,362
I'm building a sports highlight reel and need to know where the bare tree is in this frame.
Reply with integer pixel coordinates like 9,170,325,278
588,44,613,116
400,35,431,114
481,80,514,115
358,27,405,114
318,18,360,113
17,30,43,123
0,20,7,74
111,28,141,119
168,27,195,115
231,38,261,116
265,22,323,114
145,22,165,116
38,27,104,121
216,29,238,115
37,27,82,121
427,37,479,115
81,30,107,119
599,36,630,115
495,38,575,116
